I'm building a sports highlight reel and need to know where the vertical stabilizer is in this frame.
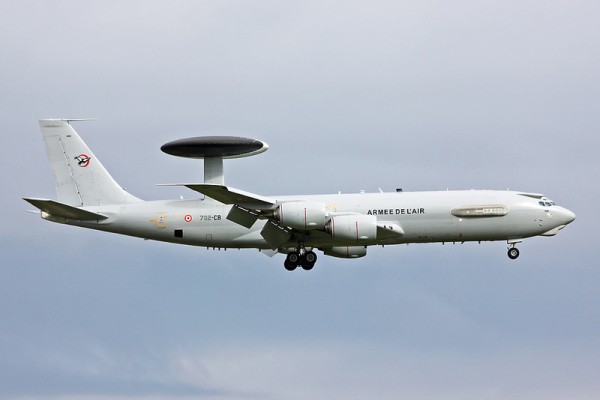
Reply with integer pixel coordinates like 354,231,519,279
39,119,140,206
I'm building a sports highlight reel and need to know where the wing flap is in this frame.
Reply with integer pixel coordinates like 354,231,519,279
23,198,108,220
227,205,260,228
260,220,292,249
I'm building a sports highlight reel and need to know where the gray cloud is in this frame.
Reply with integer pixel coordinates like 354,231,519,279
1,0,598,399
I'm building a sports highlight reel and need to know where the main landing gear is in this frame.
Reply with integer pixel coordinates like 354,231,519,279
284,246,317,271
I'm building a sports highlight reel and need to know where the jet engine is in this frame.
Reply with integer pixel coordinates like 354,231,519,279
326,214,377,241
323,246,367,258
275,201,328,230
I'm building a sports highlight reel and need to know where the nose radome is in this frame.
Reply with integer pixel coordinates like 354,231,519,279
560,208,576,224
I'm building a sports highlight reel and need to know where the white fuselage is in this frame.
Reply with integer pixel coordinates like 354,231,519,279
51,189,575,251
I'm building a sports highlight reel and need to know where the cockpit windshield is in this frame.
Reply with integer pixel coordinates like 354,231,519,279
538,197,556,207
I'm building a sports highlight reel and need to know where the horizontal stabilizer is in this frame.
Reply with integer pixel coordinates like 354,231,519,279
23,198,108,220
158,183,276,210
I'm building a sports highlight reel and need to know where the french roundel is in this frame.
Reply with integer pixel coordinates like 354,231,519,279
184,214,193,222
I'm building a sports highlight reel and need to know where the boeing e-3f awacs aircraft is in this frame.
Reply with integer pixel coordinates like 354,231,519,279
24,119,575,271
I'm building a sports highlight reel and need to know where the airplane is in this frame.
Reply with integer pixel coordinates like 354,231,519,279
24,119,576,271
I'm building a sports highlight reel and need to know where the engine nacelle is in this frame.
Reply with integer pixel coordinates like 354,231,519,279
326,214,377,241
276,201,327,230
323,246,367,258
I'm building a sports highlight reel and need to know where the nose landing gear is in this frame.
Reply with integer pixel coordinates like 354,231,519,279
284,245,317,271
507,240,521,260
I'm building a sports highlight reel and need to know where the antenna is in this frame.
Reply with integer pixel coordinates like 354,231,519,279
160,136,269,185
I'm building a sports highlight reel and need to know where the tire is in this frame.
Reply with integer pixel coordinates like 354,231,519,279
286,252,300,265
284,260,297,271
508,248,520,260
301,251,317,271
304,251,317,264
301,259,314,271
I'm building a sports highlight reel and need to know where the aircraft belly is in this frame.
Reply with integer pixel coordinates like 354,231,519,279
391,213,524,243
73,201,267,248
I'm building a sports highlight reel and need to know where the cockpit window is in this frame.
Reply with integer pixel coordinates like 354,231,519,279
539,199,556,207
520,194,558,207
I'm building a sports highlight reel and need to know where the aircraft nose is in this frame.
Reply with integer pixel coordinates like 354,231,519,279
557,207,576,225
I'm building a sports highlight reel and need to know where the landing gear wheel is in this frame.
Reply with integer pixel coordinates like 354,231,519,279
304,251,317,264
284,252,300,271
287,251,300,265
507,247,520,260
284,260,297,271
301,251,317,271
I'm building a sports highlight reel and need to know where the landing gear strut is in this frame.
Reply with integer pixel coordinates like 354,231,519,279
284,245,317,271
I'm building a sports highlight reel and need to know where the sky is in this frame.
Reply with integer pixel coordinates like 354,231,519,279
1,1,599,399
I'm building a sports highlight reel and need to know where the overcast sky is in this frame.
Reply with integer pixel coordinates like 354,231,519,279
1,1,598,399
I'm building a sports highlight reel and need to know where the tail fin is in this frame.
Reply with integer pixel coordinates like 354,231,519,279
39,119,141,206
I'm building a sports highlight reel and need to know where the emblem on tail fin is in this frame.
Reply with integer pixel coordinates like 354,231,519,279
75,154,91,167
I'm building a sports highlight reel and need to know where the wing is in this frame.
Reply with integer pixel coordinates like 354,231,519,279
158,183,291,249
157,183,276,210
